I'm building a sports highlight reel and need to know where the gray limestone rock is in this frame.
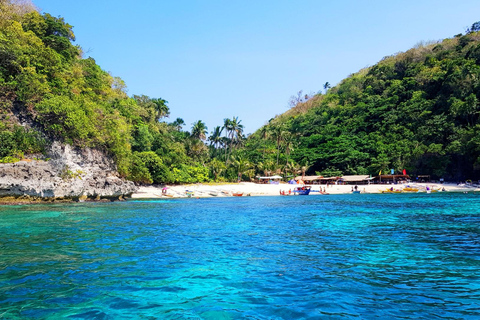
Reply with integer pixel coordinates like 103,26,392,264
0,142,137,200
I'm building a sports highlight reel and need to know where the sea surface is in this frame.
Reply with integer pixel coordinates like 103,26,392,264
1,193,480,319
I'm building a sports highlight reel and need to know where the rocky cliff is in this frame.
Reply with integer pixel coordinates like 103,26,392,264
0,142,137,201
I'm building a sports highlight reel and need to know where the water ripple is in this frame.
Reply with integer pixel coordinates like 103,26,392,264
1,194,480,319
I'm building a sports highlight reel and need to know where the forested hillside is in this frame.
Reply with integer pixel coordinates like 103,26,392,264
0,0,215,184
2,0,480,183
244,23,480,181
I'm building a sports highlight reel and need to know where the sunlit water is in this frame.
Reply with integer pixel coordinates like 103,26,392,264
1,193,480,319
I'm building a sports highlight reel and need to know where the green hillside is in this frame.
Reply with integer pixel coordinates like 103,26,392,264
244,24,480,181
2,0,480,183
0,0,213,184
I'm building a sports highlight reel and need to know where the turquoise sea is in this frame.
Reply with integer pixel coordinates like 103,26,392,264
1,193,480,319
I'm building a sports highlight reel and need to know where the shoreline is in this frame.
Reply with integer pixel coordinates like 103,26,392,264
131,182,479,199
1,182,476,204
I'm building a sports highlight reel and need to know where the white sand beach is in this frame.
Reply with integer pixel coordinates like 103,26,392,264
130,182,478,199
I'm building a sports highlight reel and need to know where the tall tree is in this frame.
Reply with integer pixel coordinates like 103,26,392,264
258,125,270,161
466,21,480,33
323,82,331,94
208,126,223,157
191,120,207,140
270,124,286,165
209,158,226,181
223,118,232,164
151,98,170,121
208,126,223,148
232,155,251,182
226,116,244,163
171,118,185,131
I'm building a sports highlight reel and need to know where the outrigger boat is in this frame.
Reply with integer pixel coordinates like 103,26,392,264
381,188,402,193
232,193,243,197
293,186,311,195
185,190,194,198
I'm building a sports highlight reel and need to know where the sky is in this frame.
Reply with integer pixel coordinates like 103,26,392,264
32,0,480,134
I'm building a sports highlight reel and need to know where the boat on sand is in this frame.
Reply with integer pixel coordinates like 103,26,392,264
293,186,311,195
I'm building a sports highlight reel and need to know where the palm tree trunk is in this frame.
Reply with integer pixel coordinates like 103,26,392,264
276,138,281,165
224,143,228,165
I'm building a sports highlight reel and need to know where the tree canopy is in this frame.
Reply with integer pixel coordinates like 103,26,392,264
2,0,480,184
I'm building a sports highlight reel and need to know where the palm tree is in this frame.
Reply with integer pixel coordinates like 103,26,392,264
283,160,297,179
231,117,244,142
229,116,244,152
187,138,208,163
232,155,251,182
233,131,246,149
283,131,295,167
133,95,169,122
208,126,223,153
171,117,185,131
323,82,331,94
223,117,244,165
259,125,269,161
300,161,311,180
209,158,226,181
152,98,169,120
270,124,286,165
223,118,232,164
191,120,207,140
263,159,276,177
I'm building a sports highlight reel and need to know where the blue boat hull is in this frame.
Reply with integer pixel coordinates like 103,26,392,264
294,189,311,195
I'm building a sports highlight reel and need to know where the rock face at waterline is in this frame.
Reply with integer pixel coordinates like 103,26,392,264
0,142,137,200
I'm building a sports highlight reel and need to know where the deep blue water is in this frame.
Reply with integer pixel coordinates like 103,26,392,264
1,193,480,319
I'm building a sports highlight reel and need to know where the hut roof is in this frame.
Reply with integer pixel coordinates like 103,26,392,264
295,175,322,181
377,174,410,179
258,175,282,180
319,176,339,180
341,175,371,182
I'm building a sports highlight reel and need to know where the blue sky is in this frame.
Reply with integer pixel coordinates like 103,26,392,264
33,0,480,134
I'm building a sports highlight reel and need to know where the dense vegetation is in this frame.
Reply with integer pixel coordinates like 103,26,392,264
0,0,214,184
244,24,480,181
2,0,480,183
